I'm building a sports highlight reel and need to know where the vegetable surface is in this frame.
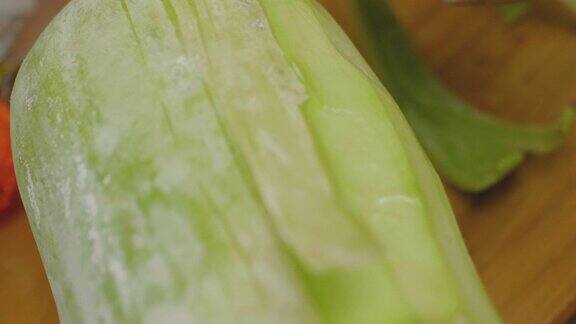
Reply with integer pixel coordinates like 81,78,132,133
355,0,573,192
12,0,500,323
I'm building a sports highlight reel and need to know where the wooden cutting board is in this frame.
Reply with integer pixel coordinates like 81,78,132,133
1,0,575,323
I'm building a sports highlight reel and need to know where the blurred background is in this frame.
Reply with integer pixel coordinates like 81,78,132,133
1,0,576,323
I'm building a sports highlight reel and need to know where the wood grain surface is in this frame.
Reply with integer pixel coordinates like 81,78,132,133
1,0,575,323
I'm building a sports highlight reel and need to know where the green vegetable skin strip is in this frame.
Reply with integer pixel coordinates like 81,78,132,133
11,0,499,323
356,0,574,192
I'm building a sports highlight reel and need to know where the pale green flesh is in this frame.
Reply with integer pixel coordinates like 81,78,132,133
12,0,499,323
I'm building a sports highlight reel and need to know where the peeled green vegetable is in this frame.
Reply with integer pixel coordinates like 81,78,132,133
355,0,573,192
11,0,500,322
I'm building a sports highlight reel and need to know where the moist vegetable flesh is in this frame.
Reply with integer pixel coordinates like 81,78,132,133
11,0,500,323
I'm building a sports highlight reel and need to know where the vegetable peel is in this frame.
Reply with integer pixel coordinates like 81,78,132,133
355,0,574,192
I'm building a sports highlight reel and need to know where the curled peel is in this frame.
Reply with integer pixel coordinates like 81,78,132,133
355,0,574,192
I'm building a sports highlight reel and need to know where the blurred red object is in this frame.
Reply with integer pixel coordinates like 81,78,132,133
0,99,16,212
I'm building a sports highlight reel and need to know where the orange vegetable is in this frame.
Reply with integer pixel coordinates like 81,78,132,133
0,99,16,212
